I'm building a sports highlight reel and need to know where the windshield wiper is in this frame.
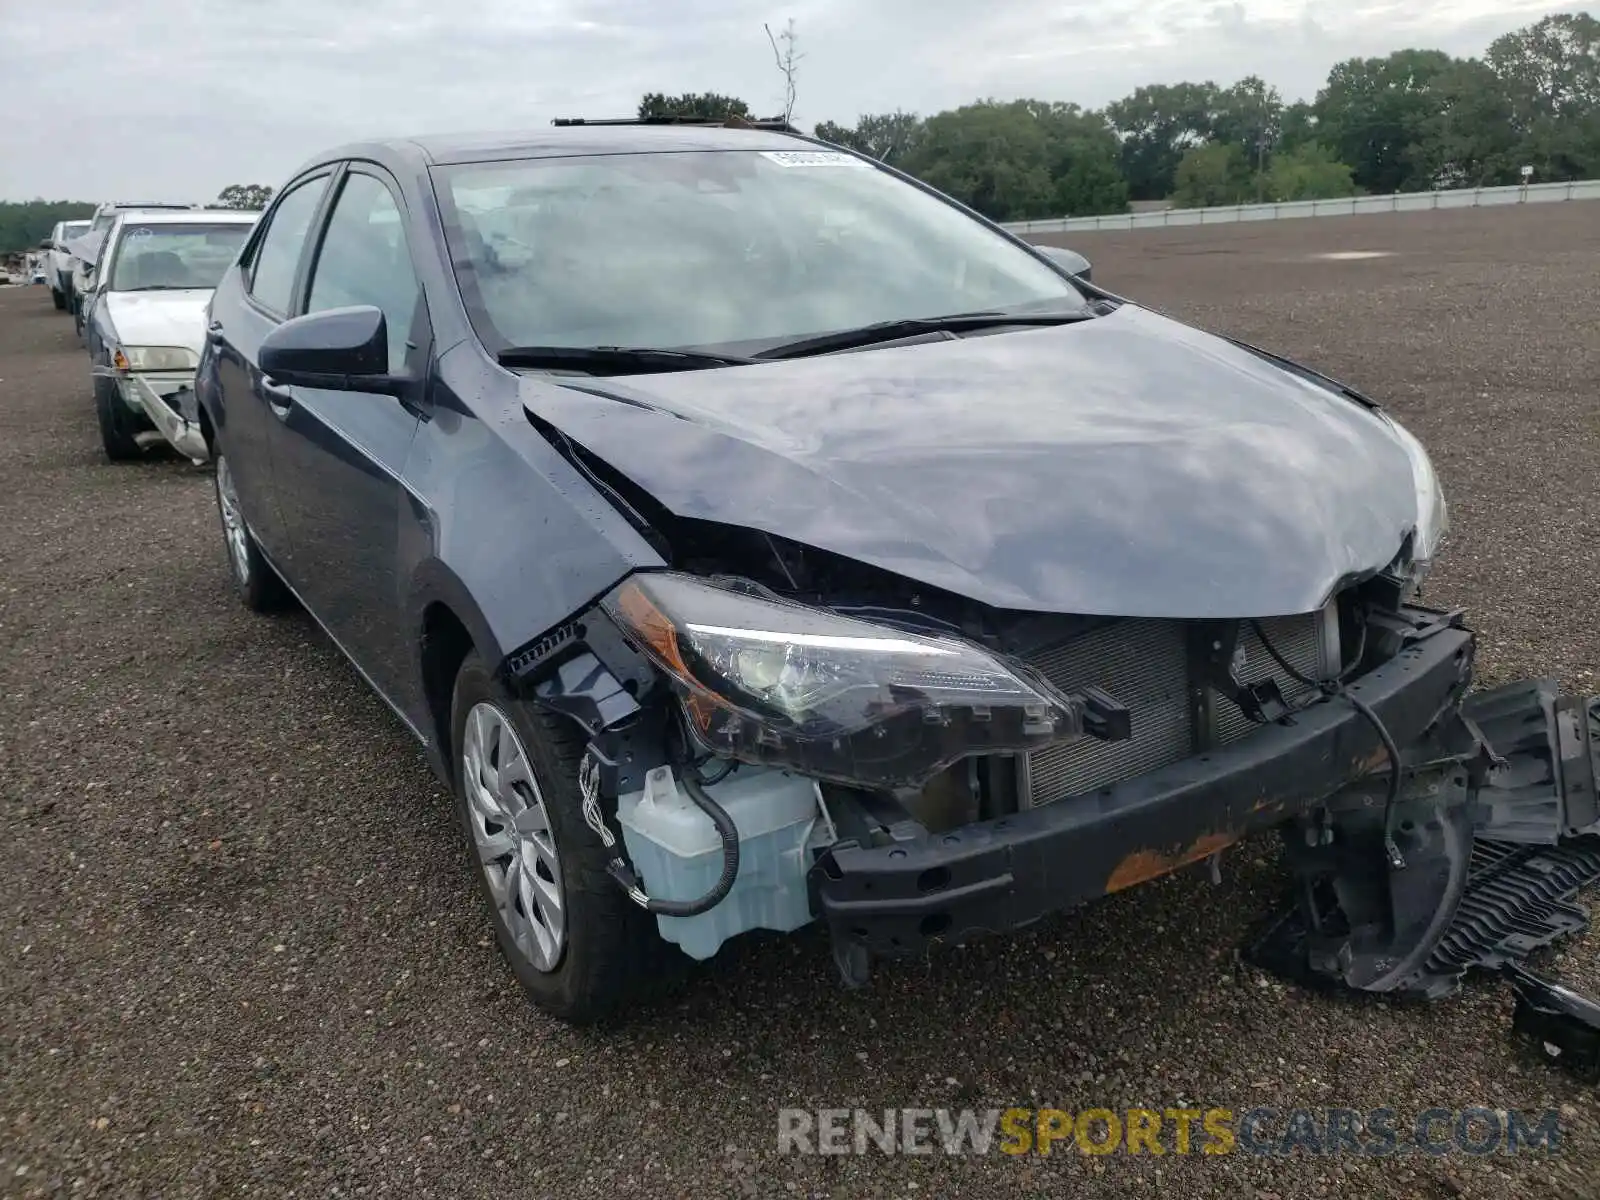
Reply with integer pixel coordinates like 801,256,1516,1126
496,345,758,374
754,310,1097,361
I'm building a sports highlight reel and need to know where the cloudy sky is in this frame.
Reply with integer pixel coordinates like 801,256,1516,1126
2,0,1581,202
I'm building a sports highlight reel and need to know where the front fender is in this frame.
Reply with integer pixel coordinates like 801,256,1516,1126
406,555,507,682
398,347,668,761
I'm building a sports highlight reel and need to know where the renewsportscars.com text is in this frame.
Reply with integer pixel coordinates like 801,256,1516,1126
777,1107,1562,1157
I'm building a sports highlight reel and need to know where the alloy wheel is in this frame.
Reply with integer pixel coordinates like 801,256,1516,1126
214,455,250,587
462,702,567,972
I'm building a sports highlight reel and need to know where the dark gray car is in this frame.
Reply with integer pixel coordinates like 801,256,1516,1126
195,117,1600,1025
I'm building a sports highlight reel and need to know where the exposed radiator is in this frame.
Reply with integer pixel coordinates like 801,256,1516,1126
1020,604,1339,807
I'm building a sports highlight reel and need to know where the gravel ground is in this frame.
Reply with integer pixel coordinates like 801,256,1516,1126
2,203,1598,1199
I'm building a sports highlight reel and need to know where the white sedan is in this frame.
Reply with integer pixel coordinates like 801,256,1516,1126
81,209,258,461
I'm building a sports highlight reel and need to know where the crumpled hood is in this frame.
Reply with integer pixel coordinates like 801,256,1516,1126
103,290,213,359
519,303,1424,619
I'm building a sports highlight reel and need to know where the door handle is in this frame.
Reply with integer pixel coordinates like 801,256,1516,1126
263,383,294,420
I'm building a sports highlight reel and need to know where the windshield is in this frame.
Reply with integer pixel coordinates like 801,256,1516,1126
61,222,90,240
107,223,251,291
435,149,1088,355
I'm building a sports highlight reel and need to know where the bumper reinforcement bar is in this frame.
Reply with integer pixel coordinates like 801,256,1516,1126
808,616,1478,972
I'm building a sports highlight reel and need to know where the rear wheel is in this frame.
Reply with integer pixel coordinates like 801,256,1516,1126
93,375,142,462
450,652,676,1024
213,451,290,612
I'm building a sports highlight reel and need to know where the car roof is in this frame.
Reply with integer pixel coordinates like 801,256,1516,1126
110,209,258,225
95,201,199,214
291,123,813,174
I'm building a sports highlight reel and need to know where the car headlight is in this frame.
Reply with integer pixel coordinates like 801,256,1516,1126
1380,414,1449,589
600,571,1086,787
113,345,199,372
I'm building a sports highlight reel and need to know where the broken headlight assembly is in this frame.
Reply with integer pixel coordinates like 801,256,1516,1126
1381,413,1449,594
600,571,1091,788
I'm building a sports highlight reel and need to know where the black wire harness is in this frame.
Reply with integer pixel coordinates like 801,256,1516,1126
580,741,743,917
1249,613,1409,868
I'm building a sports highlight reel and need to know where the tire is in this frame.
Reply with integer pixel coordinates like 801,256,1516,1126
94,375,143,462
51,288,66,311
450,652,676,1024
212,450,291,612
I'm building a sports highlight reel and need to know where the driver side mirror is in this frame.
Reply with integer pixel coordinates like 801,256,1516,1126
259,305,398,393
1036,244,1092,283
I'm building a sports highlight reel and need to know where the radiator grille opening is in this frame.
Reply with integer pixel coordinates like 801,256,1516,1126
1020,605,1338,807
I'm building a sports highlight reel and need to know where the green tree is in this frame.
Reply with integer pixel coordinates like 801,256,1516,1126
1105,81,1221,200
1038,103,1130,217
1170,142,1253,207
1416,59,1520,186
650,12,1600,214
1212,75,1284,174
216,183,273,210
899,101,1054,220
814,110,924,166
897,99,1126,221
0,200,97,254
1277,101,1321,155
1312,49,1461,193
1486,13,1600,180
1262,143,1359,200
637,92,752,121
813,120,854,147
1487,13,1600,121
1512,109,1600,180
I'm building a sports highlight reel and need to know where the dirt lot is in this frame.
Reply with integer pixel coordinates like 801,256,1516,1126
2,203,1598,1199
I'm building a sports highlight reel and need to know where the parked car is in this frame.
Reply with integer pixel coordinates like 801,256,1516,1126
44,220,91,309
68,201,199,336
195,119,1597,1025
83,209,257,461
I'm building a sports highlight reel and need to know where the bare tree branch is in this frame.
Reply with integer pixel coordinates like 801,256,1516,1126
764,19,804,123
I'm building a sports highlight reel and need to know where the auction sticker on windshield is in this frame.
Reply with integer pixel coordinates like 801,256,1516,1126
759,150,867,167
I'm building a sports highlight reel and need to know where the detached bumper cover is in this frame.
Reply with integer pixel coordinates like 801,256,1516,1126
810,618,1476,957
120,372,207,460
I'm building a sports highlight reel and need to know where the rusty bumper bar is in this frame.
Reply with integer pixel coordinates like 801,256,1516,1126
809,618,1477,961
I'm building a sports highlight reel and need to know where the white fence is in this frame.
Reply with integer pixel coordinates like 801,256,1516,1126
1001,177,1600,235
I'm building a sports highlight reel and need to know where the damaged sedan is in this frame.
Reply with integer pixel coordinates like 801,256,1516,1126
196,119,1600,1024
83,208,258,461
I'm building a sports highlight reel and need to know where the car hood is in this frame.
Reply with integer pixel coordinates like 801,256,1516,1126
517,303,1423,619
103,290,213,358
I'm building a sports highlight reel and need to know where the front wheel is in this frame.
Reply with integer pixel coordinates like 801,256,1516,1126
93,375,142,461
450,652,676,1024
50,288,66,312
212,451,290,612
